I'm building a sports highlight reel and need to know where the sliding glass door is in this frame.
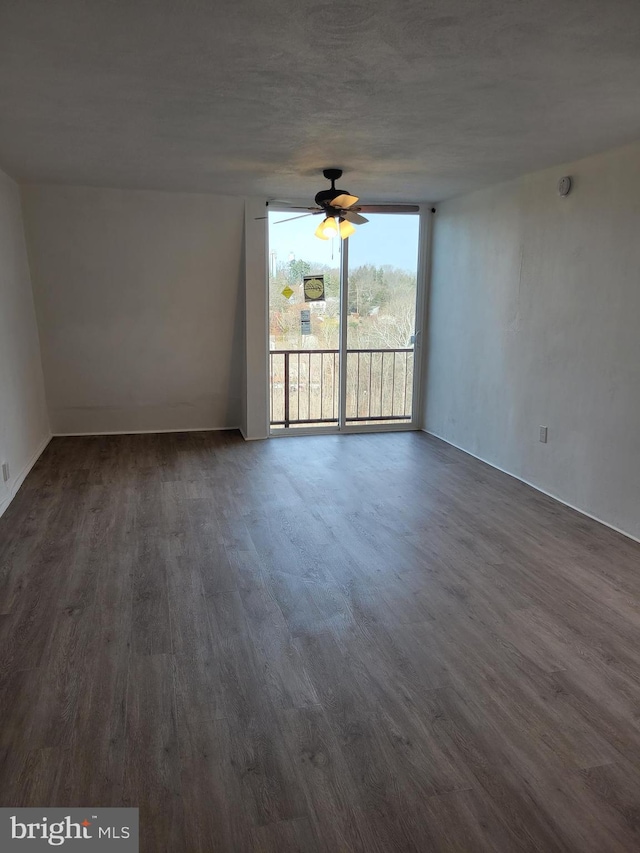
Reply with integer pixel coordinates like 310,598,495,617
268,208,423,434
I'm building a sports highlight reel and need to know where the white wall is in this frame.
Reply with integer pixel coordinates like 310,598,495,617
242,199,268,440
21,185,245,435
0,169,50,517
424,141,640,541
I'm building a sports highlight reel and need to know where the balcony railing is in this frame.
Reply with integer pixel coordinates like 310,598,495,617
269,348,414,428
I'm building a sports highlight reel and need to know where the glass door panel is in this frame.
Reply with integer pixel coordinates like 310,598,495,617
344,213,420,427
268,210,341,431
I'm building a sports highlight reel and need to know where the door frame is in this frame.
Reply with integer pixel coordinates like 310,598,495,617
266,202,432,437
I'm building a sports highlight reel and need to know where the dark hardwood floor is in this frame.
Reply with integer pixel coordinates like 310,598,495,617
1,429,640,851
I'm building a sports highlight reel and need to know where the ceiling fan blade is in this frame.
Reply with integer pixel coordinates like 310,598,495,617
356,204,420,213
274,212,322,224
343,211,368,225
332,193,359,209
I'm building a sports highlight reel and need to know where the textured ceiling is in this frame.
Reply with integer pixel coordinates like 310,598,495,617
1,0,640,201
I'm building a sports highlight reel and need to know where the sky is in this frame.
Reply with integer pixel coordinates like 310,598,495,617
268,210,420,273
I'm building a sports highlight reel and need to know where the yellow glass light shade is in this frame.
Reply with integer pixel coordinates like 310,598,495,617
322,216,338,238
314,219,330,240
339,219,356,239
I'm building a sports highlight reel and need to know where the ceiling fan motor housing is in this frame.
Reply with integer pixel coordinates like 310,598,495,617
315,168,349,209
315,188,350,207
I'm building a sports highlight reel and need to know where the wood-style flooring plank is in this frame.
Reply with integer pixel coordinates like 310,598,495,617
123,654,184,851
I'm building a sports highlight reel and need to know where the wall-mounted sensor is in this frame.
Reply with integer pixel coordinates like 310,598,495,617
558,176,572,197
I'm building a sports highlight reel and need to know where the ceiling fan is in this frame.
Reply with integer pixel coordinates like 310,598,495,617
270,168,420,240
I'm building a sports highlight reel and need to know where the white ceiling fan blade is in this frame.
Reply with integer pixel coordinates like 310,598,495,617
356,204,420,213
343,210,368,225
274,212,322,224
332,193,359,209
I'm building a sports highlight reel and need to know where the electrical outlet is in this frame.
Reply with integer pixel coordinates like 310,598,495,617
539,426,548,444
2,462,9,482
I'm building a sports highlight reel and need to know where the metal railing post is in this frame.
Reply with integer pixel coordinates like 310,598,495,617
284,351,290,428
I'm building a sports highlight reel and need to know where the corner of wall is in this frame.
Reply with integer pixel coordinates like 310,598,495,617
0,168,51,518
18,182,52,438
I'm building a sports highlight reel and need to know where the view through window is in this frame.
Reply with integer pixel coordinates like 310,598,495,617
268,210,420,431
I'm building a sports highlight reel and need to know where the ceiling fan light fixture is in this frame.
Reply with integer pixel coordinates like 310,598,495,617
339,218,356,239
318,216,339,239
314,219,330,240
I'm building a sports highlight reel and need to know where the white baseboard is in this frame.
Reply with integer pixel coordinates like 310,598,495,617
422,429,640,546
52,426,240,437
0,433,52,519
